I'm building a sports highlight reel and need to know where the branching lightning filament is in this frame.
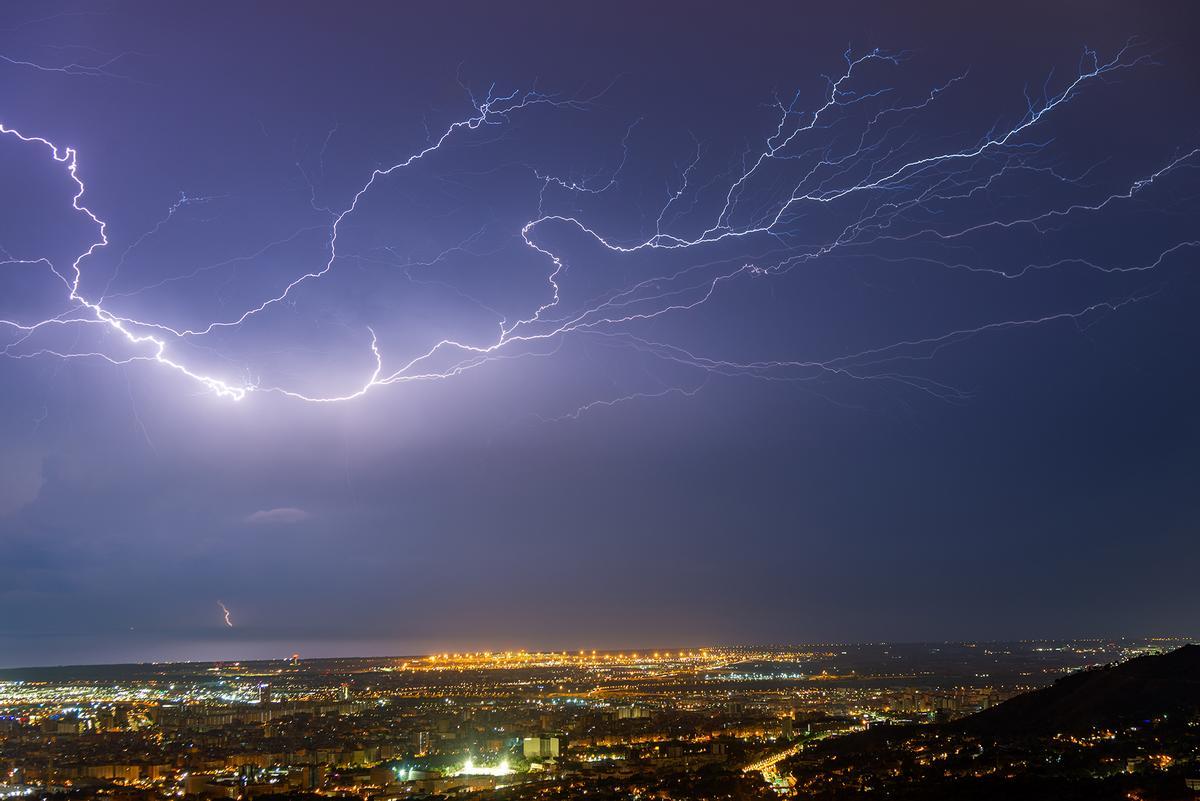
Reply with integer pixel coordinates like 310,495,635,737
2,43,1196,417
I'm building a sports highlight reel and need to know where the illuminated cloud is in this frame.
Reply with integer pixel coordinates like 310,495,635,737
244,507,311,525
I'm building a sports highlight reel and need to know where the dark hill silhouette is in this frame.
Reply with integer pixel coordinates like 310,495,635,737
958,644,1200,736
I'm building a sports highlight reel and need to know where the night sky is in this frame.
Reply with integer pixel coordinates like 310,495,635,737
2,1,1199,668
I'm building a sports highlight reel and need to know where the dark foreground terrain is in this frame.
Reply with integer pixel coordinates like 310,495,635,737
784,645,1200,799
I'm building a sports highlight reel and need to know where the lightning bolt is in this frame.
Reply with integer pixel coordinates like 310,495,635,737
218,601,233,628
0,50,145,83
2,41,1195,418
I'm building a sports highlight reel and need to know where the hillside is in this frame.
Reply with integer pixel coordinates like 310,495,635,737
959,644,1200,735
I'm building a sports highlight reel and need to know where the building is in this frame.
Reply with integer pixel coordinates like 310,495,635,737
522,736,560,760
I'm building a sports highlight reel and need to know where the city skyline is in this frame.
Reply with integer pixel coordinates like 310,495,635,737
2,639,1193,798
2,638,1195,673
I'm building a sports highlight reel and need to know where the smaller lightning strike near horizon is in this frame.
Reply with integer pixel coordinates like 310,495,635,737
218,602,233,628
1,41,1197,418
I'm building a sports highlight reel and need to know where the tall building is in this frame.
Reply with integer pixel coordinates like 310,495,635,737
258,683,271,705
522,736,560,760
615,705,650,720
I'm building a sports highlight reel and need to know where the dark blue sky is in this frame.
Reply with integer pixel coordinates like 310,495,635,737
1,1,1199,667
